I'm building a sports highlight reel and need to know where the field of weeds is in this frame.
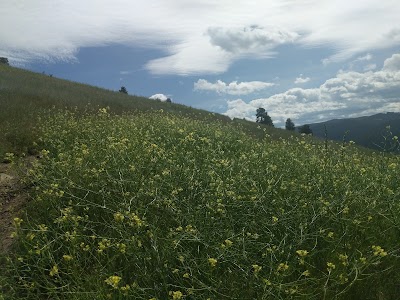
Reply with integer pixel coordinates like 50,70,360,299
1,108,399,299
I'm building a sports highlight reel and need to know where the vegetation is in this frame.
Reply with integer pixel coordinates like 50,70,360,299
119,86,128,94
1,65,400,299
0,64,231,158
256,108,274,127
298,124,313,135
0,57,9,65
285,118,295,131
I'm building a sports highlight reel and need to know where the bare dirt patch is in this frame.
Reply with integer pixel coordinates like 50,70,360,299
0,159,33,254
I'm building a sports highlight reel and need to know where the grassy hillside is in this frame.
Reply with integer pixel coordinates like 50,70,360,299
1,65,400,299
0,64,300,159
0,64,233,157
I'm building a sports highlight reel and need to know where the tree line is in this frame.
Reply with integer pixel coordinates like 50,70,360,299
256,107,313,134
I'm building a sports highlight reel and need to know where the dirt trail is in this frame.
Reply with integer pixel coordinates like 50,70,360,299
0,159,32,254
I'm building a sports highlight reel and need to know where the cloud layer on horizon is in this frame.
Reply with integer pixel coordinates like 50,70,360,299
224,53,400,127
1,1,400,75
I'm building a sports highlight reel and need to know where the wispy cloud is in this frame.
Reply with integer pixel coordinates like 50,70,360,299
224,53,400,127
194,79,274,95
355,53,373,62
1,1,400,75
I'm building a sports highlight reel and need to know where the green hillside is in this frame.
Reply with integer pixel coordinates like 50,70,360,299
0,64,222,157
1,65,400,299
0,64,298,158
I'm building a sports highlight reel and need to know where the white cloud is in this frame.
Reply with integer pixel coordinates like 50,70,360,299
194,79,274,95
1,1,400,75
294,74,311,84
346,53,376,72
383,53,400,71
145,36,233,75
224,53,400,127
207,26,298,56
149,93,169,101
355,53,373,62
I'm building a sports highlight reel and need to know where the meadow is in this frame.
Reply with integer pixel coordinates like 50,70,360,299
1,65,400,299
1,107,399,299
0,64,232,159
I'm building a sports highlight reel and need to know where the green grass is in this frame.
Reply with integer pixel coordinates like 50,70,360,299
1,109,399,299
1,65,399,299
0,64,233,157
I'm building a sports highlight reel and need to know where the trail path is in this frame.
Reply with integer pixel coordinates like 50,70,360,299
0,159,31,253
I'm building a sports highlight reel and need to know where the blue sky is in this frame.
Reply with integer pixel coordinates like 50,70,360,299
1,1,400,127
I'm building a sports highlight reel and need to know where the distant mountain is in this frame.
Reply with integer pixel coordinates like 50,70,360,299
307,112,400,152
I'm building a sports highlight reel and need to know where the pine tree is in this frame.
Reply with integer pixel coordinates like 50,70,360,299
119,86,128,94
256,108,274,127
285,118,295,131
0,57,9,65
298,124,313,135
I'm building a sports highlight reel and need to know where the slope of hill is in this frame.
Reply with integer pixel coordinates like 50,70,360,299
1,64,400,299
309,113,400,152
0,64,296,158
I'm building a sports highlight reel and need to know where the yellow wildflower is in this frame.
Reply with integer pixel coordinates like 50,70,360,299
117,243,126,254
105,275,122,289
277,263,289,272
372,245,388,257
13,217,23,227
49,265,59,277
208,258,218,267
338,254,348,266
296,250,309,257
63,255,73,261
327,262,336,272
113,212,125,222
169,290,183,300
252,264,262,274
224,239,233,247
263,278,272,286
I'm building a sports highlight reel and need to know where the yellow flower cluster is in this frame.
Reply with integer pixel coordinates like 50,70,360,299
104,275,122,289
371,245,388,257
208,258,218,267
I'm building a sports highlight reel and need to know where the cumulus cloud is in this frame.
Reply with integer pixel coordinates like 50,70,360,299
194,79,274,95
1,1,400,75
294,74,311,84
207,26,298,56
383,53,400,71
224,53,400,127
149,93,169,101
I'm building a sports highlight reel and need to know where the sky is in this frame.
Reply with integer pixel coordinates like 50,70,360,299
1,1,400,127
